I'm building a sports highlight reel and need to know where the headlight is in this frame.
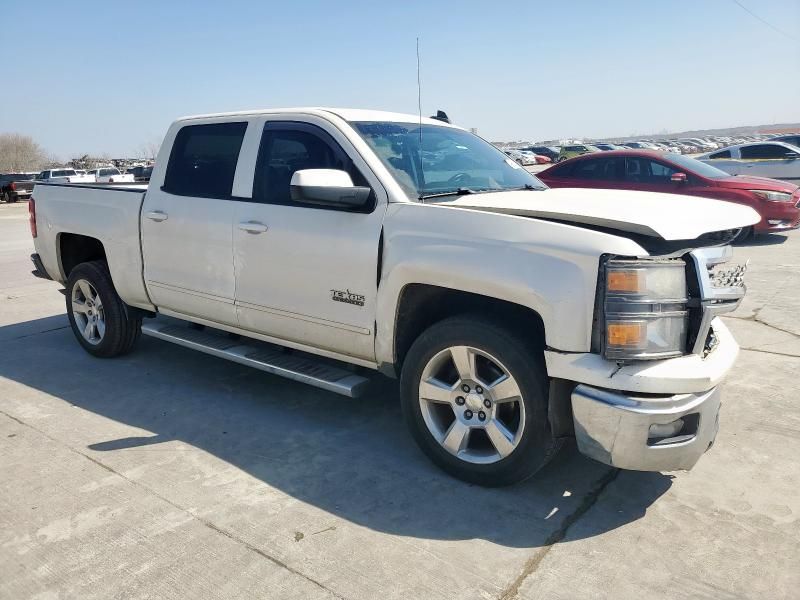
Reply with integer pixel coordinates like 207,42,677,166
750,190,793,202
602,259,688,360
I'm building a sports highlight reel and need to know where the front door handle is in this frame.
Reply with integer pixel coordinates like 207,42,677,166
238,221,268,234
145,210,168,222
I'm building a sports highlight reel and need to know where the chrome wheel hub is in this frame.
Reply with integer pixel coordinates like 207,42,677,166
71,279,105,345
418,345,526,465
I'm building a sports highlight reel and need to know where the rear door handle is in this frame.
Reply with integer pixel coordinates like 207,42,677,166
145,210,168,222
238,221,268,234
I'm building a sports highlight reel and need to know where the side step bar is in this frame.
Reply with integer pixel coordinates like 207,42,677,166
141,321,371,398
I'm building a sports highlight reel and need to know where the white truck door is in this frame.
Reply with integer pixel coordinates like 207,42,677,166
141,121,249,326
232,119,387,361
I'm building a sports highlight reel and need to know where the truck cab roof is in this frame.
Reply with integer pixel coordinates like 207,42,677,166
175,107,458,128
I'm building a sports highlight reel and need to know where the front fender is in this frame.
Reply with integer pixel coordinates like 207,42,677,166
375,202,647,366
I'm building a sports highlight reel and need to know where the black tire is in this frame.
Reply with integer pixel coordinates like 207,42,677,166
65,260,142,358
400,315,560,486
1,192,8,203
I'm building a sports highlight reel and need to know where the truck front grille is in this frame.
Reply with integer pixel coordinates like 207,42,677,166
685,247,747,355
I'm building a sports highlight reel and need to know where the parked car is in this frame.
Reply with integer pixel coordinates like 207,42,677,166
521,150,551,164
35,169,95,184
29,107,757,486
679,139,716,153
125,165,154,182
698,142,800,182
1,173,36,202
86,166,135,183
520,145,560,162
538,150,800,241
772,134,800,148
556,144,599,162
592,143,625,151
504,149,536,166
621,141,659,151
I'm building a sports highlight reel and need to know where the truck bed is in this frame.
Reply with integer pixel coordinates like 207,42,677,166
31,182,154,311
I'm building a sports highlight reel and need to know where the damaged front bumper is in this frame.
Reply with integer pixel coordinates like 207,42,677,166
545,318,738,472
571,384,721,471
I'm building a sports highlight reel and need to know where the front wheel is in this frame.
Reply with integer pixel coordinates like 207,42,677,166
400,316,559,486
66,260,142,358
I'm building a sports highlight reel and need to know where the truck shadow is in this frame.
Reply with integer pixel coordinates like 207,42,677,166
738,233,789,247
0,316,672,549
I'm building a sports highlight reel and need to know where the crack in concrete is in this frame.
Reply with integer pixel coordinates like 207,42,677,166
739,347,800,359
0,408,348,600
3,324,70,341
498,468,620,600
727,314,800,339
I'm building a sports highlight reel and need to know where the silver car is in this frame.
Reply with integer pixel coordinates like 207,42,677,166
698,141,800,182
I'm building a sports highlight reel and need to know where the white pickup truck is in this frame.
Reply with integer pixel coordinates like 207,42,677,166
86,166,136,183
29,108,758,486
35,168,96,184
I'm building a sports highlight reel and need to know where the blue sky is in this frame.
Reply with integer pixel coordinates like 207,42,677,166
1,0,798,158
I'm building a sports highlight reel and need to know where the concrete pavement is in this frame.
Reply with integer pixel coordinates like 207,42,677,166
1,201,798,599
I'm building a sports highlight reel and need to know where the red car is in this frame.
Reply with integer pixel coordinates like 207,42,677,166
537,150,800,241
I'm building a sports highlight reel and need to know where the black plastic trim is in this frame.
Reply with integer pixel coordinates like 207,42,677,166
30,253,52,280
32,182,147,193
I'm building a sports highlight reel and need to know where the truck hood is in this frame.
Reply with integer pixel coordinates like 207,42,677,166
434,187,760,241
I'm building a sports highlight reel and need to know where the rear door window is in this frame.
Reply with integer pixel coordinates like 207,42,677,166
708,150,731,159
163,122,247,198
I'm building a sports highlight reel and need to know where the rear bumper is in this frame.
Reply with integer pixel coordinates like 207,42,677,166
572,384,721,471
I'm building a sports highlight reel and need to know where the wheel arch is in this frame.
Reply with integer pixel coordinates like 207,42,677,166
389,284,546,376
57,232,107,280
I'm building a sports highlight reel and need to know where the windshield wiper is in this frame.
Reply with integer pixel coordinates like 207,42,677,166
418,187,476,201
506,184,546,191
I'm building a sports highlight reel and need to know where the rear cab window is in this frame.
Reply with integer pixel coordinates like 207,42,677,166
163,122,248,198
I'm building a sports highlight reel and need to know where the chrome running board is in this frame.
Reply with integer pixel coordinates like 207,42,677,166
141,321,370,398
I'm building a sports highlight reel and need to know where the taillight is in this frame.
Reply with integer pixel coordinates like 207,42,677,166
9,182,16,191
29,198,37,238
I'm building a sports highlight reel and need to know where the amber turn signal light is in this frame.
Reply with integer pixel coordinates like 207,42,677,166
607,270,643,294
607,321,646,348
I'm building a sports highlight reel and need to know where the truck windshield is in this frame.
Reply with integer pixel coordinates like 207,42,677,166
353,121,546,199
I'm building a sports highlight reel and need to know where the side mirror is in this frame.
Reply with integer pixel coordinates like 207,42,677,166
290,169,371,208
785,151,800,160
670,172,688,183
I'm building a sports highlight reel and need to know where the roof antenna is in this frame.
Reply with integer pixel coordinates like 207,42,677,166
416,37,425,198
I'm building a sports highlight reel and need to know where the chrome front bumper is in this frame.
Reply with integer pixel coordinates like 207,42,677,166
572,384,721,472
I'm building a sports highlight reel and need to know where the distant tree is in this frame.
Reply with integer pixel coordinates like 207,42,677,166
137,138,162,162
0,133,48,172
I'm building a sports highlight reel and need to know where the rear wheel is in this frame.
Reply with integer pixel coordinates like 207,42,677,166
1,192,9,203
400,316,559,486
66,260,142,358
